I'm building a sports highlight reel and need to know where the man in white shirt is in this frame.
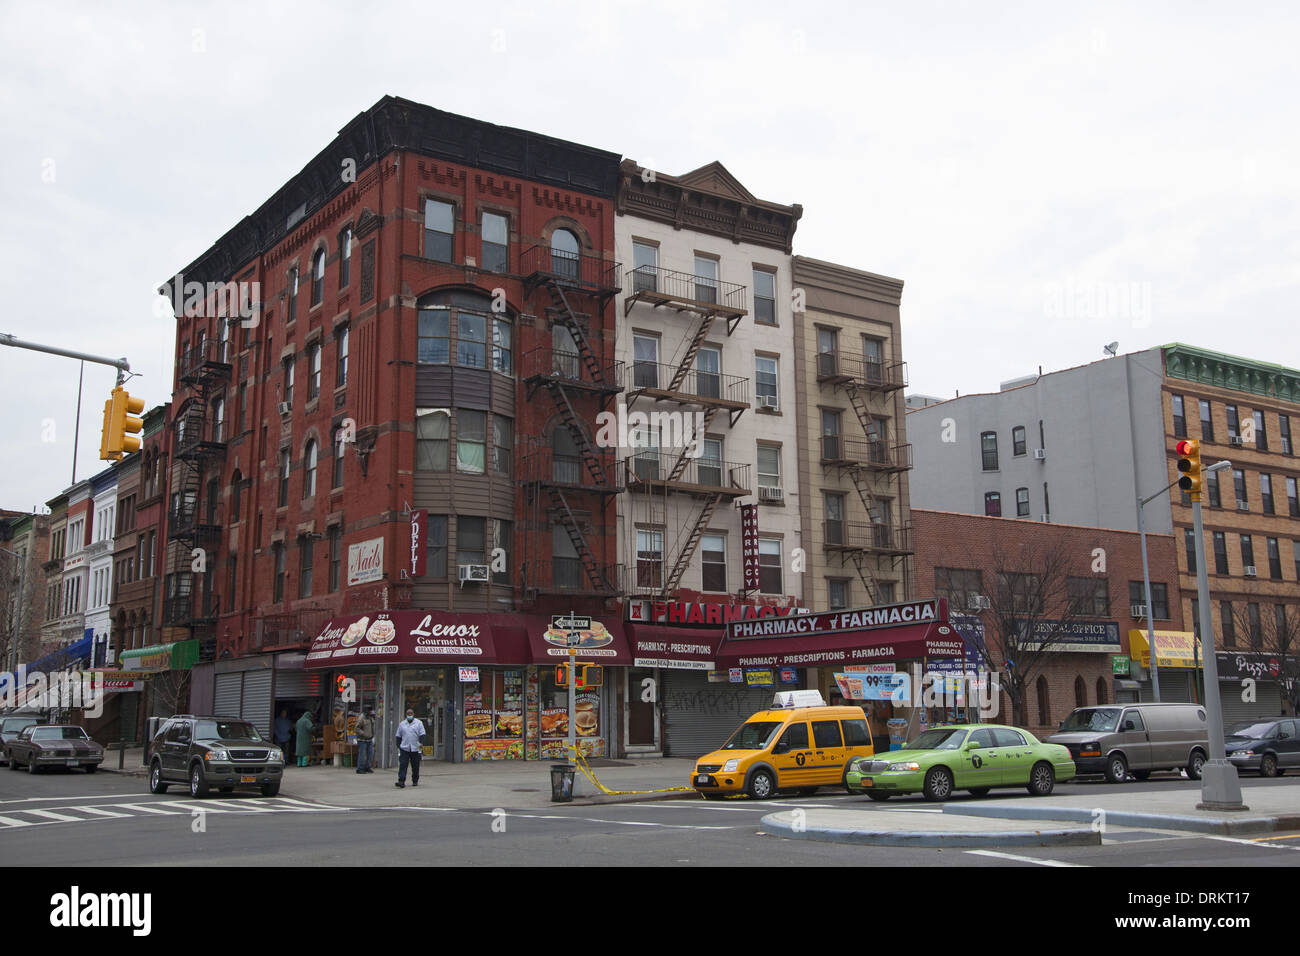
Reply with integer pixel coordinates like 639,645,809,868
395,709,426,788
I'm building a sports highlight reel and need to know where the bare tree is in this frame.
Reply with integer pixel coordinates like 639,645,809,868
150,669,191,718
1231,603,1300,716
0,546,47,673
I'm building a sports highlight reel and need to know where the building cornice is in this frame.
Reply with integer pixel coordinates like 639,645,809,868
791,255,904,307
1163,344,1300,404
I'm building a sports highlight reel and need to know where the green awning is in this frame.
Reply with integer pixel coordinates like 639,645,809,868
118,639,199,672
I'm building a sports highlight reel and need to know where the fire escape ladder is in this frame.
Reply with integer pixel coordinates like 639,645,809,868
666,406,719,482
842,380,875,436
547,279,605,386
662,492,724,594
665,312,718,394
544,380,607,487
846,551,884,606
546,486,605,590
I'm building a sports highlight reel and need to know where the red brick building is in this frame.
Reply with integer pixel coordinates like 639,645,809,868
911,509,1186,739
158,98,626,764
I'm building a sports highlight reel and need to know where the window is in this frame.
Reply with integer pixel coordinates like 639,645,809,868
278,449,290,507
424,199,454,262
816,327,838,377
414,409,450,470
1221,601,1235,648
273,543,285,603
1016,487,1030,517
551,229,580,279
1068,577,1109,617
1074,676,1088,708
418,306,451,364
283,358,295,407
1268,537,1282,580
757,445,781,490
457,410,486,473
1185,529,1198,574
1295,540,1300,579
1213,531,1228,574
827,579,849,611
339,226,352,288
299,537,314,598
984,492,1001,517
336,326,349,388
303,440,318,498
701,534,726,592
492,317,512,374
1281,414,1293,454
493,415,513,476
935,567,983,612
1247,603,1262,648
1171,394,1186,437
824,492,845,546
698,438,723,487
862,336,885,383
1207,467,1222,508
812,721,843,749
1276,605,1290,642
753,268,776,324
458,312,487,368
1130,581,1169,619
307,343,321,400
632,335,659,389
1233,469,1247,509
759,538,782,593
877,581,896,603
1226,404,1240,441
631,241,658,293
1011,425,1027,456
1253,410,1268,451
311,248,325,306
1199,399,1213,442
755,355,778,407
328,526,342,592
1288,477,1299,517
1240,534,1255,571
457,516,486,566
821,409,842,460
1261,474,1275,514
981,431,998,471
481,212,509,273
230,471,242,523
693,255,718,304
777,722,808,752
426,515,447,579
999,572,1041,615
287,267,298,322
332,427,346,488
636,529,663,589
695,347,721,399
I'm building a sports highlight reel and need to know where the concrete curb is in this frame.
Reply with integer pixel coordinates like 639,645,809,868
941,804,1300,836
270,787,702,811
760,812,1101,848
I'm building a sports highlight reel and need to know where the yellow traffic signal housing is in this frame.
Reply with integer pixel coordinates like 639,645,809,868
1176,439,1202,499
575,664,603,690
555,663,569,688
100,386,145,460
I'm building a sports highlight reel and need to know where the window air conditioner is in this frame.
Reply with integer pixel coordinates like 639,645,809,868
968,595,991,611
1033,448,1046,460
759,396,779,410
277,401,292,417
1130,604,1148,618
758,485,784,503
1236,499,1249,511
1244,566,1257,577
458,564,490,585
1230,437,1244,447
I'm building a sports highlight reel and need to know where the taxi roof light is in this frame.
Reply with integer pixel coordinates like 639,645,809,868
771,689,826,709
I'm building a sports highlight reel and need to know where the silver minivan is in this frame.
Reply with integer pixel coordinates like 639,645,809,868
1048,703,1209,783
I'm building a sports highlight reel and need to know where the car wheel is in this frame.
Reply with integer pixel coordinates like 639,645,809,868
866,792,892,802
27,755,38,774
189,763,210,798
261,782,280,798
1131,770,1151,781
747,769,776,800
1186,750,1206,781
6,754,17,771
968,787,991,797
1027,762,1055,797
1104,753,1129,784
1261,754,1279,778
923,766,954,802
149,761,169,794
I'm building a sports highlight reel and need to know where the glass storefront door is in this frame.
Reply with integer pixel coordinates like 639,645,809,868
401,669,452,761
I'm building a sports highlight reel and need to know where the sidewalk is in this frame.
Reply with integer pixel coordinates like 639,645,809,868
102,747,701,810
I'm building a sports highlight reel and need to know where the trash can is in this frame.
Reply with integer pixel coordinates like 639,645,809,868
550,763,576,803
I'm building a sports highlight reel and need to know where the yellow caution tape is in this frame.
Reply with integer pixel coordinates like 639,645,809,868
564,745,694,796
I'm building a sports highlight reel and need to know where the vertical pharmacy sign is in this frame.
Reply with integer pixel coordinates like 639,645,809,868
741,503,760,590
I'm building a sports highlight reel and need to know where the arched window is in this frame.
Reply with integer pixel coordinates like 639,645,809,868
1096,677,1108,705
1074,676,1087,708
312,248,326,306
303,440,318,498
550,228,580,279
1036,676,1051,726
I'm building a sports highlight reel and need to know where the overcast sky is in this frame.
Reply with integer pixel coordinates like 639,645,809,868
2,1,1298,513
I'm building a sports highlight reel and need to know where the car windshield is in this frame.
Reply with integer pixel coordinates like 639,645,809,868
721,721,783,751
1227,721,1277,739
195,720,262,741
906,728,968,751
2,718,38,733
1059,708,1121,733
32,727,88,740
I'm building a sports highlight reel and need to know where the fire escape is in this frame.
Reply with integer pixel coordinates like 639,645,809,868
162,334,230,661
623,266,752,596
520,245,624,599
817,349,913,603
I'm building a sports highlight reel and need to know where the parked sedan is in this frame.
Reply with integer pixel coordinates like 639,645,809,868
845,724,1075,802
1225,718,1300,777
0,716,41,766
5,724,104,773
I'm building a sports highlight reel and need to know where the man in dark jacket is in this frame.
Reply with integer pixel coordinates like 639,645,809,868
354,709,376,774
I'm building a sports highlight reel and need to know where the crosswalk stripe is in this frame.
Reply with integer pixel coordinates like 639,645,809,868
68,806,132,818
22,809,85,822
111,803,186,815
0,815,35,827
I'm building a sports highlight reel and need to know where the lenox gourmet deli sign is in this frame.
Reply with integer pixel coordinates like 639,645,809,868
727,600,946,641
305,611,494,667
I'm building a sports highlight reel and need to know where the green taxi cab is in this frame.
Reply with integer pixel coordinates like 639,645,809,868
845,723,1075,802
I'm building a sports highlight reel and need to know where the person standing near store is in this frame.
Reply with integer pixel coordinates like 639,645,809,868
295,710,315,768
354,708,376,774
394,708,426,788
274,709,293,763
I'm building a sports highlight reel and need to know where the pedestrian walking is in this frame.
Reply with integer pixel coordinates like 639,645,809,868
394,709,426,788
295,710,315,767
354,708,376,774
273,709,293,761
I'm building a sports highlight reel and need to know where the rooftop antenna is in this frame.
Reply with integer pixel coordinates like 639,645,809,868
1103,341,1119,358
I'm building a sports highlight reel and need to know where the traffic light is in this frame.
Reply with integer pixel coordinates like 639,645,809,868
99,386,145,460
555,663,569,688
1176,439,1202,499
574,664,603,690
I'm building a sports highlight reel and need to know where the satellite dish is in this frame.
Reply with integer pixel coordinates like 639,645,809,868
1103,342,1119,357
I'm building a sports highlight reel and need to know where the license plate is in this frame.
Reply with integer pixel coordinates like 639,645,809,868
695,774,711,784
240,776,256,783
66,759,78,767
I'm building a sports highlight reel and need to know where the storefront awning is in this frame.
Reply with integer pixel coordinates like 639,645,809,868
1129,630,1199,669
626,624,724,670
521,616,633,666
716,621,959,670
305,611,504,668
118,639,199,672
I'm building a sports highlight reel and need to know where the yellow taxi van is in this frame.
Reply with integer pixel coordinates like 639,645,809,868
691,690,876,799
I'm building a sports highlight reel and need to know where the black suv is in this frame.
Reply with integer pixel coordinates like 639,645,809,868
148,715,284,798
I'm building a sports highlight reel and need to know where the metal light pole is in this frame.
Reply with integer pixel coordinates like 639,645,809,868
1191,459,1246,810
1136,479,1179,702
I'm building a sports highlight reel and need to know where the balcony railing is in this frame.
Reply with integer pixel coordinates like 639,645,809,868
816,351,907,391
520,346,624,392
823,522,914,555
624,452,751,497
179,337,234,383
820,436,913,471
627,361,751,407
168,504,223,542
624,266,748,315
520,245,621,294
527,559,623,595
520,449,623,492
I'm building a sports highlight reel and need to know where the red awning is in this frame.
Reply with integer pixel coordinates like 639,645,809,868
716,621,962,670
305,611,502,668
625,624,725,670
523,616,633,666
